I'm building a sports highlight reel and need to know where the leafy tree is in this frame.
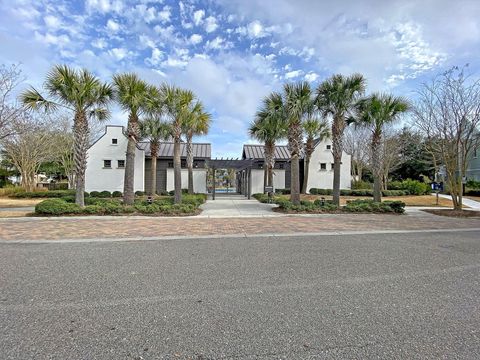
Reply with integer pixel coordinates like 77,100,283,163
316,74,366,205
182,101,211,194
249,92,287,190
353,93,410,201
302,118,330,193
113,73,159,205
140,116,171,196
161,84,196,204
20,65,113,206
284,82,314,205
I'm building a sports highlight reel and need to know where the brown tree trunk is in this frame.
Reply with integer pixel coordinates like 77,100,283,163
149,142,158,196
288,121,302,205
123,113,138,205
371,133,382,202
265,141,275,188
73,111,89,207
331,116,345,206
302,156,310,194
186,133,194,194
173,127,182,204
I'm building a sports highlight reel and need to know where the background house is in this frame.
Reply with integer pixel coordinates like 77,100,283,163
241,139,351,194
86,126,210,193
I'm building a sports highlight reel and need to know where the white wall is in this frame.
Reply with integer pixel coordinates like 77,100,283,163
306,140,351,192
250,169,286,194
85,126,145,192
166,168,207,193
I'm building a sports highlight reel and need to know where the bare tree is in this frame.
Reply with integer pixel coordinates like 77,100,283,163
380,127,407,190
343,126,370,182
0,63,27,140
1,116,57,191
413,66,480,210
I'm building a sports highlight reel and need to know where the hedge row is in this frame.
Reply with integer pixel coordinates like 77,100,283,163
276,198,405,214
35,194,206,216
309,189,409,196
12,189,185,199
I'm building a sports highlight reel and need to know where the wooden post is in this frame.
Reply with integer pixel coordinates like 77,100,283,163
248,167,252,200
212,168,216,200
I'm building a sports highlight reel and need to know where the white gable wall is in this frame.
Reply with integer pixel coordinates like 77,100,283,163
250,169,286,194
306,140,351,192
85,126,145,192
166,168,207,193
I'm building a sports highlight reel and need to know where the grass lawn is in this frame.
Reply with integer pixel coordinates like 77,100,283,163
0,210,33,218
0,197,43,208
274,194,456,207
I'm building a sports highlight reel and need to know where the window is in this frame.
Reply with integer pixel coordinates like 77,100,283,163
117,160,125,168
326,144,331,150
103,160,112,168
111,138,118,145
331,163,335,170
320,163,327,170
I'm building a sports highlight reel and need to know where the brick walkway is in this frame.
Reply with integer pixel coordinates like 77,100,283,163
0,211,479,241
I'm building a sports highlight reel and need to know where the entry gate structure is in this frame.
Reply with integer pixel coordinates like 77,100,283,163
206,158,255,200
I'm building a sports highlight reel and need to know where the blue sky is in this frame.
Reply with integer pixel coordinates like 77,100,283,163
1,0,480,157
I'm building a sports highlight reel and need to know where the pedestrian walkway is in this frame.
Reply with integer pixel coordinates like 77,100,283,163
434,193,480,209
0,210,479,242
199,194,278,217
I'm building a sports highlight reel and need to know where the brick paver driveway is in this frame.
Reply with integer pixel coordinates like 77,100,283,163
0,210,479,241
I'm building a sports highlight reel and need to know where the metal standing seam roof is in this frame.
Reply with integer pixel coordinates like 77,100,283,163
138,142,211,158
242,144,300,160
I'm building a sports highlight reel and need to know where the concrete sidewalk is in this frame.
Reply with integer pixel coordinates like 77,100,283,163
199,195,278,217
434,193,480,209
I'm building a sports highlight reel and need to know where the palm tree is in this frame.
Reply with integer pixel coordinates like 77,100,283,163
249,92,286,189
113,73,158,205
182,101,211,194
20,65,113,207
352,93,410,202
284,82,314,205
302,118,330,194
161,84,195,204
139,117,171,196
315,74,366,206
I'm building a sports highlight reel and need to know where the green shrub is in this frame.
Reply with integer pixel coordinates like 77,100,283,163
89,191,100,197
112,191,123,198
343,199,405,213
351,180,373,190
388,179,430,195
466,180,480,189
61,195,75,203
156,190,169,196
168,189,189,196
350,189,374,196
275,188,290,195
309,188,332,195
340,189,352,196
465,189,480,197
383,201,406,213
135,191,145,196
182,194,206,206
35,199,81,215
99,191,112,198
382,190,408,197
12,190,75,198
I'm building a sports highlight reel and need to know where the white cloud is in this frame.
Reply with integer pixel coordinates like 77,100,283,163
304,72,319,82
109,47,129,61
92,38,107,49
34,31,70,46
106,19,120,32
44,15,60,29
189,34,203,45
285,69,303,79
139,34,156,49
86,0,123,13
158,6,171,23
247,20,266,38
146,48,163,66
205,16,218,33
193,9,205,26
206,37,225,50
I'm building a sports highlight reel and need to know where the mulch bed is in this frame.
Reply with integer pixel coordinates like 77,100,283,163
422,209,480,218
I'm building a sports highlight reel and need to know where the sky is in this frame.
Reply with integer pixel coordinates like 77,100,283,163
1,0,480,157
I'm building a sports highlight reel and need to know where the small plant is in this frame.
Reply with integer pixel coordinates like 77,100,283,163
135,191,145,196
35,198,81,215
112,191,123,198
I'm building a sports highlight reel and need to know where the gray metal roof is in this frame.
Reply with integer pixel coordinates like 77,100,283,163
242,144,298,160
138,142,211,159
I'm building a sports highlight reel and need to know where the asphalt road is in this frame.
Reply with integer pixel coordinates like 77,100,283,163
1,230,480,359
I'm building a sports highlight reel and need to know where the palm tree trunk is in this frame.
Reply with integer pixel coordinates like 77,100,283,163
186,133,194,195
302,156,310,194
265,141,275,188
331,116,345,206
371,133,382,202
173,129,182,204
289,121,302,205
149,143,158,196
123,113,138,205
73,111,89,207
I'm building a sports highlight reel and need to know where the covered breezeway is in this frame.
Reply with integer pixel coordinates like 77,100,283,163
206,158,255,200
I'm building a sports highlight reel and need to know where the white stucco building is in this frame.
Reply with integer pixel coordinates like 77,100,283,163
85,126,210,194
